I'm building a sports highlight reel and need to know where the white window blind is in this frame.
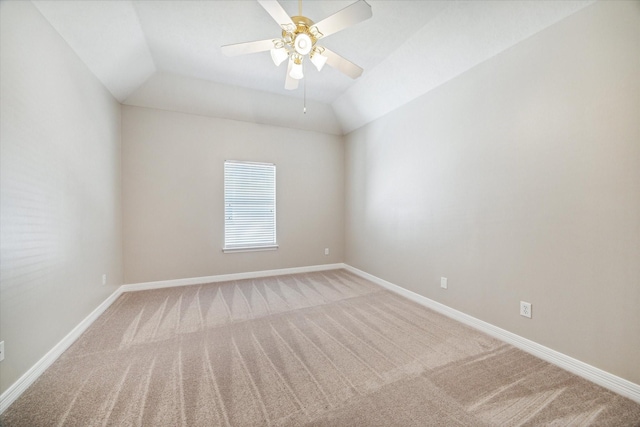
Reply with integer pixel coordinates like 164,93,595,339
224,161,277,252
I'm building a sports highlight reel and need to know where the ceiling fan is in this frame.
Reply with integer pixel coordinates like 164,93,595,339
221,0,372,90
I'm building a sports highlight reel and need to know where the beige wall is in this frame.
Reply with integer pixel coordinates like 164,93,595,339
0,1,123,394
122,105,344,283
345,1,640,385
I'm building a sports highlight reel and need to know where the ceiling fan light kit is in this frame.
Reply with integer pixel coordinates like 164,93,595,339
222,0,372,90
273,15,320,81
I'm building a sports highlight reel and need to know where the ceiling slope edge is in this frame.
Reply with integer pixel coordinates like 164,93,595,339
123,73,343,136
33,0,156,102
333,0,596,135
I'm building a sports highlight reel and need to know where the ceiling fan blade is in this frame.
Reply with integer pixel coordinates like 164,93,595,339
323,48,363,79
257,0,294,28
313,0,372,38
221,39,275,56
284,59,299,90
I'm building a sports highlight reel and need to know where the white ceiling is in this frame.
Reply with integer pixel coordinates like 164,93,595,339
32,0,595,134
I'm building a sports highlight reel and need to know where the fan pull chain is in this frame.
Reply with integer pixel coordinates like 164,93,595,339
303,63,307,114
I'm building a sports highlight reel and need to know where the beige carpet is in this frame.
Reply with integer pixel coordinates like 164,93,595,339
2,269,639,426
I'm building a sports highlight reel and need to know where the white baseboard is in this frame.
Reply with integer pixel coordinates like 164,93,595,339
0,287,124,414
121,263,347,292
343,264,640,404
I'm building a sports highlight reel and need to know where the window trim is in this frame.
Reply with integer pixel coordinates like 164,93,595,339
223,160,277,253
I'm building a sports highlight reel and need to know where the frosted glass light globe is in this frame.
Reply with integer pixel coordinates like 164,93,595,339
290,61,304,80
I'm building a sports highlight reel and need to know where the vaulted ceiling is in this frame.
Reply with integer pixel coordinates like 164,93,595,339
33,0,594,134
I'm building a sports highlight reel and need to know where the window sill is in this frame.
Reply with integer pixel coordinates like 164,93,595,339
222,245,279,254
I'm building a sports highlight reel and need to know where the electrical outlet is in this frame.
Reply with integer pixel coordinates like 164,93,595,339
102,274,107,285
440,277,448,289
520,301,532,318
324,248,329,256
0,341,4,362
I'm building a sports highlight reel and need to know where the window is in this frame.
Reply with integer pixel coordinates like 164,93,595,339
223,160,277,252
